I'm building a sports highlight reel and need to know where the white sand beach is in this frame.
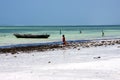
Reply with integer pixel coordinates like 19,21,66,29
0,42,120,80
1,0,120,79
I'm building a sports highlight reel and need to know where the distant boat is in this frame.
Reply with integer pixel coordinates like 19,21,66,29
14,33,50,38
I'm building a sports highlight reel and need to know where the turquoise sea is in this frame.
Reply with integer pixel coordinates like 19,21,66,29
0,25,120,46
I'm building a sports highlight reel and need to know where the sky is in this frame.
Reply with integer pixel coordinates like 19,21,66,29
0,0,120,25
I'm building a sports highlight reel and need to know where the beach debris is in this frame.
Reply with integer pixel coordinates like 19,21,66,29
11,51,17,54
52,49,55,51
14,56,17,58
117,40,120,44
117,46,120,48
73,46,77,49
93,56,101,59
48,61,51,63
78,48,80,50
101,41,105,43
5,54,8,56
85,44,90,48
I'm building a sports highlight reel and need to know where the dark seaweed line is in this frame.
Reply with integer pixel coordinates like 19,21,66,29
0,40,91,54
0,38,120,54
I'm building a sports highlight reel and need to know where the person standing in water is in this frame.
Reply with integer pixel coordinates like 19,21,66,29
62,35,66,45
102,30,104,37
80,30,82,34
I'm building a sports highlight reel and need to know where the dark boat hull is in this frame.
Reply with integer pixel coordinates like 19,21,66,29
14,34,50,38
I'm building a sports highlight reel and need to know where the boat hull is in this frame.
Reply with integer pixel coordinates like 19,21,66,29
14,34,50,38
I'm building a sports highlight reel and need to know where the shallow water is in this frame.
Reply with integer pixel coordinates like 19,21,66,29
0,25,120,46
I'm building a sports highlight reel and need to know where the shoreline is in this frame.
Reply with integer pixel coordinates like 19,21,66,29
0,38,120,54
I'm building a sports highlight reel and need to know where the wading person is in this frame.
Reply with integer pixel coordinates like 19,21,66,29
102,30,104,37
80,30,82,34
62,35,66,45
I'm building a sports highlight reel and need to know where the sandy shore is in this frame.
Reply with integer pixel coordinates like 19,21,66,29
0,41,120,80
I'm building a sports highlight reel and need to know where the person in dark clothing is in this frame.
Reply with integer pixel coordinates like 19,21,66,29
62,35,66,45
102,30,104,37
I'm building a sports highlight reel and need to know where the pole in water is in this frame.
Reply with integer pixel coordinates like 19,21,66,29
60,29,62,34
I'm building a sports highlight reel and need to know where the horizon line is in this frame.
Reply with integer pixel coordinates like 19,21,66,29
0,24,120,27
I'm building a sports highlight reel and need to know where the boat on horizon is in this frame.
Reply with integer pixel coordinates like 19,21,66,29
14,33,50,38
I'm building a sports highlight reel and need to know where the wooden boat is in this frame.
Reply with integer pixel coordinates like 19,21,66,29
14,34,50,38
